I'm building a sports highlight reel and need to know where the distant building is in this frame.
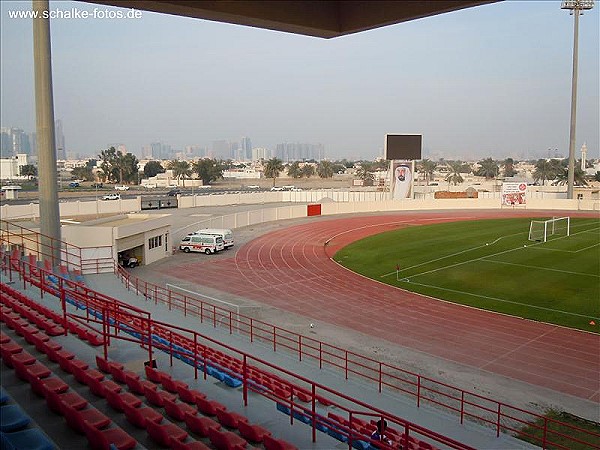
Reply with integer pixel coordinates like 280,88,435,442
275,142,324,162
240,137,252,160
252,147,270,161
211,140,230,159
55,119,66,160
0,153,29,180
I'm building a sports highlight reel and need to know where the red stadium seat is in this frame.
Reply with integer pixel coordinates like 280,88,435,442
125,372,155,395
46,390,88,414
143,385,175,407
196,397,225,416
147,421,188,447
238,421,272,443
263,435,299,450
183,412,221,437
105,390,142,412
207,427,248,450
177,385,206,404
216,408,248,430
63,404,111,433
169,437,211,450
163,398,197,422
123,403,163,429
82,421,137,450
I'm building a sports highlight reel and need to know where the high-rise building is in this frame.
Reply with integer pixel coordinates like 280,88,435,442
0,128,11,156
211,140,230,159
240,137,252,161
55,119,66,160
252,147,270,161
275,142,324,162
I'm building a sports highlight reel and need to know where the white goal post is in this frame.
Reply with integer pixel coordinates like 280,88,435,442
528,217,570,243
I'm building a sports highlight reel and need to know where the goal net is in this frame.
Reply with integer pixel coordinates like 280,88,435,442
528,217,570,242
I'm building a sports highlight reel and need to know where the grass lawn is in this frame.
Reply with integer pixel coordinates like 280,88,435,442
517,410,600,450
334,217,600,332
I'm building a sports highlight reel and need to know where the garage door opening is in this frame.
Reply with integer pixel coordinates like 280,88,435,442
118,245,144,268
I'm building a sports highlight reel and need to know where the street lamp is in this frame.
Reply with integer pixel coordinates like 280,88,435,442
561,0,594,199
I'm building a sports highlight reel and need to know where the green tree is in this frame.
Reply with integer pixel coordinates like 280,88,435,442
20,164,38,178
264,157,284,187
555,167,587,186
445,161,464,187
595,172,600,182
317,160,334,178
98,146,118,183
167,160,192,187
71,166,94,181
143,161,165,178
503,158,517,178
287,161,302,179
193,158,224,185
301,164,315,178
418,159,437,185
533,159,559,185
355,162,374,186
476,158,499,179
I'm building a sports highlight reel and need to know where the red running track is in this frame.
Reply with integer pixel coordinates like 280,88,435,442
163,210,600,401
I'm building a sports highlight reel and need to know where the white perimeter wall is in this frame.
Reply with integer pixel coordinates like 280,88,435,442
2,192,598,223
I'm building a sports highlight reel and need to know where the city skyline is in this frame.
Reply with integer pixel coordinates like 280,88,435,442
1,1,598,161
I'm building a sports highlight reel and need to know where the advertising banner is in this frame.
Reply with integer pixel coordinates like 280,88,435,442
501,182,527,206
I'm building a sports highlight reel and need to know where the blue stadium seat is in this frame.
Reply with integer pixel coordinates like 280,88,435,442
0,405,30,432
0,429,56,450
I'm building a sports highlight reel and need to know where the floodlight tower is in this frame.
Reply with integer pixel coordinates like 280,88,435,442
561,0,594,199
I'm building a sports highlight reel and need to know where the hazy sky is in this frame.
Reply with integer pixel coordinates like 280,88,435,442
1,0,598,161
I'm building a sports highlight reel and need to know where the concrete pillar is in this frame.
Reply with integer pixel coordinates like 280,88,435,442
32,0,61,263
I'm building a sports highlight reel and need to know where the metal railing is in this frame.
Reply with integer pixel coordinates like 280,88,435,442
115,266,600,450
2,259,474,450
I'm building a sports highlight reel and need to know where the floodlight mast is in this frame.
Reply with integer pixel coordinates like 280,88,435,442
561,0,594,199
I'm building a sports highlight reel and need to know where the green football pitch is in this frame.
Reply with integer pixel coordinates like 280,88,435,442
334,217,600,332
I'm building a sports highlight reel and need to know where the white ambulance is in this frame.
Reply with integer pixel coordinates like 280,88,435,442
195,228,234,249
179,234,224,254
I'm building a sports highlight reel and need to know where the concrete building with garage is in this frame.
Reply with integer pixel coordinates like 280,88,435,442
61,213,172,272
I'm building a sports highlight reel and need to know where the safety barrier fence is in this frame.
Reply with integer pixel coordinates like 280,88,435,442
3,257,474,450
0,219,113,274
116,265,600,450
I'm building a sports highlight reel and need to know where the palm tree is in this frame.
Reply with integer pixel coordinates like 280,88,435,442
264,158,284,187
20,164,38,178
356,163,374,186
555,167,587,186
287,161,302,179
502,158,517,178
445,161,464,188
533,159,558,186
418,159,437,185
168,160,192,187
317,160,334,178
476,158,499,180
301,165,315,178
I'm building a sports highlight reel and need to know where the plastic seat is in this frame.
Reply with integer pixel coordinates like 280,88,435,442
125,373,154,395
105,390,142,412
13,359,51,381
196,397,225,416
147,421,188,447
30,375,69,397
144,365,164,383
0,428,55,450
87,377,122,397
123,404,163,429
0,405,30,432
63,404,111,433
164,398,197,422
183,412,221,437
177,385,206,404
263,435,299,450
215,408,248,430
207,427,247,450
46,390,88,414
170,437,212,450
9,351,36,367
143,385,175,407
238,421,272,443
82,421,137,450
109,365,129,384
162,376,188,394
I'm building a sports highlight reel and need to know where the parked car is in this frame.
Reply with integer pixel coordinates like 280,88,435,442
68,181,79,188
115,185,129,191
102,193,120,200
270,186,283,191
167,189,181,196
91,182,104,188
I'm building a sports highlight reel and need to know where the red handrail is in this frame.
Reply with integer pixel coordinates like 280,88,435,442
114,265,600,450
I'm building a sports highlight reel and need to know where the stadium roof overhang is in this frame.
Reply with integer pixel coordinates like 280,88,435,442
83,0,500,38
